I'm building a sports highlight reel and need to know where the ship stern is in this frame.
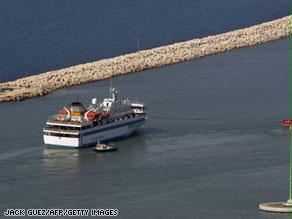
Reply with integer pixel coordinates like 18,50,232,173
43,134,81,148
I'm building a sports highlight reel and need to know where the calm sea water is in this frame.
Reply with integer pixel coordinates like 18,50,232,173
0,0,290,82
0,38,290,218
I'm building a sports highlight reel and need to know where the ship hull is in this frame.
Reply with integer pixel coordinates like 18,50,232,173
43,116,146,148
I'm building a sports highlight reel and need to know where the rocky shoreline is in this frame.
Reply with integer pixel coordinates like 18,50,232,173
0,15,291,103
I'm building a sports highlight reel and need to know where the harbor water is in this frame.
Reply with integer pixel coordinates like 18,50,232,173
0,38,290,218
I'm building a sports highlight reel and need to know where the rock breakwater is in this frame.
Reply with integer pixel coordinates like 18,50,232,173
0,15,291,103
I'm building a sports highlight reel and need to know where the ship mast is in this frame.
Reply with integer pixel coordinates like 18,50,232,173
109,77,113,97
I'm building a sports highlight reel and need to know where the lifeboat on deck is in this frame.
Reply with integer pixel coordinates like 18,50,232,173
58,108,69,115
85,110,103,121
57,107,70,120
281,119,291,127
85,111,96,121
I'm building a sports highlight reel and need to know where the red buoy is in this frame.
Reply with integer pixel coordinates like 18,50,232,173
281,119,291,127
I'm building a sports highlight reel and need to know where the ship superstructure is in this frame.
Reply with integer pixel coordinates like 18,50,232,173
43,87,147,148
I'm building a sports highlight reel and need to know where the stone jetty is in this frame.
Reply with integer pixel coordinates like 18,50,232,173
0,15,290,103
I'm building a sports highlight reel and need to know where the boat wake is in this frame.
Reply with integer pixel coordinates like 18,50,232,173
0,147,40,162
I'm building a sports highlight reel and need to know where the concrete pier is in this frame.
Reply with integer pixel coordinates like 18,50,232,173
259,201,291,213
0,15,291,103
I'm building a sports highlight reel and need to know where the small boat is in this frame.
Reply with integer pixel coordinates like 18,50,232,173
93,143,117,152
281,119,291,127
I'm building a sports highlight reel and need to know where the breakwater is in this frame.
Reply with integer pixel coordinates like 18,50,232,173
0,15,290,103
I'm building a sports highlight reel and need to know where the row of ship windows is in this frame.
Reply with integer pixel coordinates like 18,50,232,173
91,114,136,126
44,132,79,138
45,132,106,142
46,126,81,131
90,135,105,142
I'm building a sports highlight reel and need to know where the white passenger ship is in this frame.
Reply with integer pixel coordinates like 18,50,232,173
43,87,147,148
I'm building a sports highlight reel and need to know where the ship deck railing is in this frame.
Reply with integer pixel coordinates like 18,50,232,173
43,126,80,134
47,115,92,127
